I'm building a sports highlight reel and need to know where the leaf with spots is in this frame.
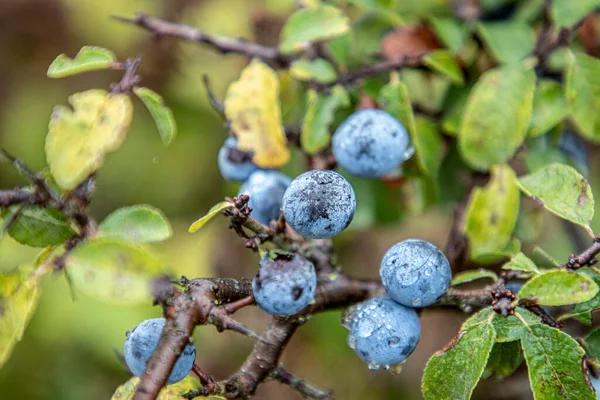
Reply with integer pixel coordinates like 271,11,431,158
492,308,540,342
558,271,600,325
65,239,166,305
521,323,595,400
503,252,540,274
224,60,290,168
110,376,221,400
518,270,598,306
47,46,116,78
463,164,520,262
45,89,133,191
517,163,594,233
0,265,41,368
422,311,495,400
98,205,172,243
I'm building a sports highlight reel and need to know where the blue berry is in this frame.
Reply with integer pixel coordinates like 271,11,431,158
346,296,420,370
282,170,356,239
591,376,600,397
218,137,258,182
332,109,412,178
123,318,195,384
238,170,291,226
379,239,451,308
559,131,589,176
252,253,317,316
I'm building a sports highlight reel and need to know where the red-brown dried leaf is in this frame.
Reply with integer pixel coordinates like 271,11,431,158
380,25,442,63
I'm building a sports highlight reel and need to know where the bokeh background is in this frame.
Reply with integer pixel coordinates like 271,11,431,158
0,0,597,399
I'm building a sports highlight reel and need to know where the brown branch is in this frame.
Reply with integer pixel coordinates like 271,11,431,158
271,366,332,400
110,56,142,95
113,13,292,68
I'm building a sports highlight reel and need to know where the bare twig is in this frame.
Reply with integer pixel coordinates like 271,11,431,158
110,56,142,95
113,13,292,68
271,365,332,400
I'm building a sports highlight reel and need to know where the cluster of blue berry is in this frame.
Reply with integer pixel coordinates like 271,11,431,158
122,109,451,383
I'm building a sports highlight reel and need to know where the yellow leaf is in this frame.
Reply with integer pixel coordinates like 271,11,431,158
224,60,290,168
111,376,223,400
45,89,133,191
189,202,233,233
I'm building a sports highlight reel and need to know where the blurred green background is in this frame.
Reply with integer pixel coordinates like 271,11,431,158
0,0,597,399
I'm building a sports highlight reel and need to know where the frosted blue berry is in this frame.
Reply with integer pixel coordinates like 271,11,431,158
346,296,420,370
252,253,317,316
123,318,195,384
332,109,412,178
218,137,258,182
282,170,356,239
238,170,291,226
559,131,589,176
379,239,451,308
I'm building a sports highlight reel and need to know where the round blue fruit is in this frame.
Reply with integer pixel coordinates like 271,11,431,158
238,170,291,226
332,109,412,178
379,239,451,308
218,137,258,182
252,253,317,316
123,318,196,384
282,170,356,239
347,296,420,369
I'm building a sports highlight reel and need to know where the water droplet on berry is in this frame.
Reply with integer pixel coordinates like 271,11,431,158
357,318,375,338
402,145,415,161
388,362,404,375
412,298,422,307
388,336,401,347
347,334,357,349
368,361,380,371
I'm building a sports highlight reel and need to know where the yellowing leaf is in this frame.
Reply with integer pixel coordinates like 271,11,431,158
111,376,217,400
224,60,290,168
45,89,133,190
189,202,233,233
0,266,40,368
47,46,116,78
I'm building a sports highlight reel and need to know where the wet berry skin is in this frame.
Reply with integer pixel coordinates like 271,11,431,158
123,318,196,384
218,137,258,182
282,169,356,239
332,109,411,178
252,253,317,316
238,170,291,226
379,239,451,308
346,296,420,369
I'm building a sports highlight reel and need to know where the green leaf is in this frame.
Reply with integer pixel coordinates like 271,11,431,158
422,312,495,400
279,5,350,54
559,272,600,325
463,164,520,260
518,163,594,232
111,376,212,400
521,323,595,400
98,205,172,243
0,266,40,368
531,246,560,269
503,252,540,274
47,46,116,78
476,22,534,65
459,66,535,171
566,51,600,142
528,79,568,138
378,79,443,176
65,239,165,304
189,202,233,233
485,341,524,379
45,89,133,191
428,16,468,54
133,87,177,146
493,308,540,342
551,0,600,28
518,270,598,306
301,86,349,154
441,84,470,136
1,206,76,247
423,50,464,85
473,238,522,266
451,269,498,286
289,58,337,84
583,328,600,359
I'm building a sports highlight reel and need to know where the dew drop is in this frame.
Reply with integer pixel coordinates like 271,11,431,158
341,308,354,330
357,318,375,338
369,304,376,310
412,298,422,307
347,334,357,349
368,361,380,371
402,145,416,161
152,157,159,164
388,362,404,375
386,324,392,330
388,336,401,347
